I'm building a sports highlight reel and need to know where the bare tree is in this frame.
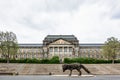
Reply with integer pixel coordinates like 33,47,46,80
102,37,120,64
0,31,18,63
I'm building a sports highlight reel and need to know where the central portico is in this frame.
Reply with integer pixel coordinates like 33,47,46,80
43,35,79,59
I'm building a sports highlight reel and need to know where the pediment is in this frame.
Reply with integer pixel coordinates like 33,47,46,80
50,39,71,45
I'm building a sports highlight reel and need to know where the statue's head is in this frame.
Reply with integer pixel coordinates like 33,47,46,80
62,64,67,72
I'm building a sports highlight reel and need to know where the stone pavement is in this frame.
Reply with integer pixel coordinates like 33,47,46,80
0,63,120,75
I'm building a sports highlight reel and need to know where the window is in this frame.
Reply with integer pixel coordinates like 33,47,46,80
64,47,67,52
32,53,34,58
69,47,73,52
54,47,58,52
96,55,99,58
49,47,53,52
59,47,62,52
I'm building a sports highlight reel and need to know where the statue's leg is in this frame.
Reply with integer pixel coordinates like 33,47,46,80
77,69,82,76
69,70,72,76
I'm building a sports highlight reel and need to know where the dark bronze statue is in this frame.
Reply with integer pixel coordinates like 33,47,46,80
62,63,91,76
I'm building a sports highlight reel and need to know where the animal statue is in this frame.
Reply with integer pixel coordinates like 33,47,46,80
62,63,91,76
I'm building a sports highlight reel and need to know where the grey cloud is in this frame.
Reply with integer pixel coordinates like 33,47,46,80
111,11,120,19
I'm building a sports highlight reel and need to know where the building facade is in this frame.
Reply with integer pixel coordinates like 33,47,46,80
15,35,107,59
2,35,120,59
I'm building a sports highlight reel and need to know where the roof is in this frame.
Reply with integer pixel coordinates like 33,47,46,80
18,43,104,48
46,35,76,38
43,35,79,45
18,44,42,48
44,35,77,40
80,43,104,48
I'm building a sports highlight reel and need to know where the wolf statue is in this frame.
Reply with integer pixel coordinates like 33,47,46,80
62,63,91,76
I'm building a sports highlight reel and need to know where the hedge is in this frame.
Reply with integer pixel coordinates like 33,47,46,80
63,57,120,64
0,56,60,64
0,57,120,64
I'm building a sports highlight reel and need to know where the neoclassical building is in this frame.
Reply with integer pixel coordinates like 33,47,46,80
16,35,106,59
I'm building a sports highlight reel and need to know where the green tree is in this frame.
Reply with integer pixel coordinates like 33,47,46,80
0,31,18,63
102,37,120,63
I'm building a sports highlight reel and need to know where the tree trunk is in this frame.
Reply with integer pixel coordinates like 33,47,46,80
42,52,45,59
7,47,10,63
7,55,9,63
112,59,114,64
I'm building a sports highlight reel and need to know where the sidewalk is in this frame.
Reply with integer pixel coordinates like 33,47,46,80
0,63,120,75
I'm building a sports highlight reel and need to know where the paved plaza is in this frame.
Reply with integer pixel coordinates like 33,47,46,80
0,75,120,80
0,63,120,75
0,63,120,80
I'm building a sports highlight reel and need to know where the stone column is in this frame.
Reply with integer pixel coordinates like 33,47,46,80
58,47,60,56
63,46,65,57
53,47,55,56
62,46,64,58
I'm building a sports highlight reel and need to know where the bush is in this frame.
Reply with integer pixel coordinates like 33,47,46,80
1,57,61,63
26,58,40,63
0,58,7,63
63,57,119,64
40,59,50,64
64,57,96,64
115,60,120,63
0,57,120,64
1,58,41,63
17,59,28,63
49,56,60,64
64,58,71,63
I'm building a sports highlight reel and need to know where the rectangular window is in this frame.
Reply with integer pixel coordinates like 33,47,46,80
64,47,67,52
54,47,58,52
59,47,62,52
49,47,53,52
96,55,99,58
32,53,34,58
69,47,73,52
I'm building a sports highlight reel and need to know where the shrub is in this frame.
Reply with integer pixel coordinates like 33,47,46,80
115,60,120,63
49,56,60,64
64,57,96,64
0,58,7,63
0,57,120,64
64,58,71,63
40,59,50,64
63,57,119,64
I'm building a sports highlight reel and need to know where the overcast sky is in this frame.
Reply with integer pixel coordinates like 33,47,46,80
0,0,120,43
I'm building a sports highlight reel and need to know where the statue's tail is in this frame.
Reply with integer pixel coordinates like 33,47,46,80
80,64,91,74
